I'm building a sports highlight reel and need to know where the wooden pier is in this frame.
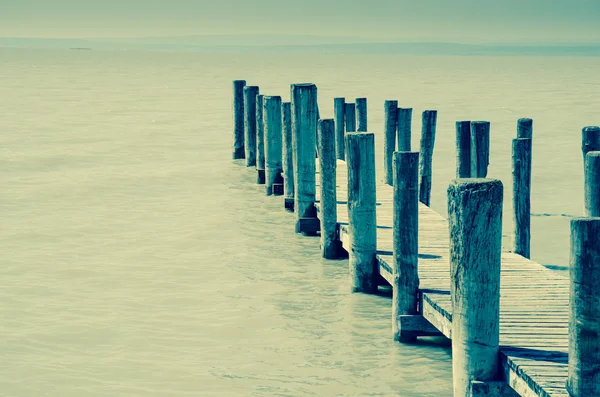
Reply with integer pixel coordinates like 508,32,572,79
231,80,600,397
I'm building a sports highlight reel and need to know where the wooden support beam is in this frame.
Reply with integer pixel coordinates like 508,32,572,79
232,79,246,159
455,120,471,178
264,96,283,196
398,315,443,339
383,100,398,186
470,381,520,397
356,97,367,132
243,85,259,167
470,121,491,178
512,138,532,258
256,94,266,184
418,110,437,206
334,97,346,160
584,151,600,217
282,102,294,207
345,103,356,132
397,107,412,152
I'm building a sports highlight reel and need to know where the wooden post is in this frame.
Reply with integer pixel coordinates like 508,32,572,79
345,103,356,132
334,98,346,160
582,126,600,163
356,97,367,132
282,102,294,211
517,118,533,139
264,96,283,196
397,107,412,151
232,80,246,159
448,179,503,397
317,119,341,259
418,110,437,206
256,94,266,184
470,121,491,178
512,138,532,258
346,132,378,293
243,86,259,167
567,217,600,397
585,152,600,217
455,121,471,178
384,100,398,185
392,151,420,342
291,83,318,233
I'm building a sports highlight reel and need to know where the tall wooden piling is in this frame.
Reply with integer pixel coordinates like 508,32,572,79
470,121,491,178
418,110,437,206
291,83,318,233
282,102,294,210
346,132,378,293
317,119,340,259
264,96,283,196
567,218,600,397
397,107,412,152
256,94,266,184
232,80,246,159
392,151,420,342
356,98,368,132
345,103,356,132
455,121,471,178
448,179,503,397
585,152,600,217
334,98,346,160
517,118,533,139
243,86,259,167
384,100,399,185
582,126,600,162
512,138,532,258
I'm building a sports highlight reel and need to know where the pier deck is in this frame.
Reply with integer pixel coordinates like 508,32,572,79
315,159,569,397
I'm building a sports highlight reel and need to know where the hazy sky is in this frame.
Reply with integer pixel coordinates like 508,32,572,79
2,0,599,43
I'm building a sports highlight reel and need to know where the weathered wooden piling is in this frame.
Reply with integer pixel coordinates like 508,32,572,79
392,151,420,342
470,121,491,178
455,121,471,178
243,85,259,167
517,118,533,139
512,138,532,258
346,132,377,293
282,102,294,210
581,126,600,162
356,98,367,132
448,179,503,397
264,96,283,196
397,107,412,152
585,152,600,217
383,100,399,185
317,119,341,259
232,80,246,159
291,83,318,233
567,217,600,397
256,94,266,184
345,103,356,132
418,110,437,206
334,98,346,160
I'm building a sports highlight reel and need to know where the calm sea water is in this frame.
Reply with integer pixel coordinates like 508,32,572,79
1,48,599,396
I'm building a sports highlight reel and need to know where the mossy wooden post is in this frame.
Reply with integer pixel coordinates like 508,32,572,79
397,107,412,152
256,94,266,184
264,96,283,196
512,138,532,258
471,121,491,178
282,102,294,210
448,179,503,397
317,119,341,259
585,152,600,217
232,80,246,159
567,217,600,397
334,98,346,160
456,121,471,178
517,118,533,139
392,151,419,342
582,126,600,166
291,83,318,233
384,100,398,185
346,132,377,293
356,97,367,132
345,103,356,132
243,85,259,167
418,110,437,206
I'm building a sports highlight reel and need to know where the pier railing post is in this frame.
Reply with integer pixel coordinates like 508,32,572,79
291,83,319,234
282,102,294,210
356,97,368,132
243,85,259,167
512,138,532,258
264,96,283,196
397,107,412,152
392,151,420,342
567,217,600,397
346,132,378,293
517,118,533,139
581,126,600,163
384,100,398,186
448,179,503,397
455,121,471,178
345,103,356,132
418,110,437,206
256,94,266,184
585,152,600,217
318,119,341,259
470,121,491,178
232,80,246,159
334,97,346,160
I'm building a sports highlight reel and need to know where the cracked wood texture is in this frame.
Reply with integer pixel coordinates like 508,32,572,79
317,119,339,259
470,121,491,178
